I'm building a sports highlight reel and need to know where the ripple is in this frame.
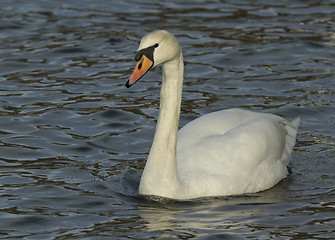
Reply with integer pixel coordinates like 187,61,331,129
0,0,334,239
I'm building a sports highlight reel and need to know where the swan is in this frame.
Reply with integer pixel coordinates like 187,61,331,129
125,30,300,200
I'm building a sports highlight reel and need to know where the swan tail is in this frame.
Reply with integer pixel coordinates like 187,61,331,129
281,117,300,166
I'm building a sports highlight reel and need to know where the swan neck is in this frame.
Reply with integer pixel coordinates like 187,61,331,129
139,49,184,198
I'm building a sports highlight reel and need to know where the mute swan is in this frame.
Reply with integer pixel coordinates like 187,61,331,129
126,30,300,200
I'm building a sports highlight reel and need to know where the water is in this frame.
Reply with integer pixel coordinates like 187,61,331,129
0,0,334,239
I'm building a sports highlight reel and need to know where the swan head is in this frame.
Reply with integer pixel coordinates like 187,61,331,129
126,30,180,88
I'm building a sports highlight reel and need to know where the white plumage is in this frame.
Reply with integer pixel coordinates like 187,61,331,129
127,30,300,200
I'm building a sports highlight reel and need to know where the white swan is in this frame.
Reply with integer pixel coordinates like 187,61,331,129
126,30,300,200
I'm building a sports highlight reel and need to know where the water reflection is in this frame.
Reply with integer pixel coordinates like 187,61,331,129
139,179,292,235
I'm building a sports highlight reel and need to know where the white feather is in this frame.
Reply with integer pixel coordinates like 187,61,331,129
133,30,300,200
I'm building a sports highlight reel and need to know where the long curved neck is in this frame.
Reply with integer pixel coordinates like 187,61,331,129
139,49,184,198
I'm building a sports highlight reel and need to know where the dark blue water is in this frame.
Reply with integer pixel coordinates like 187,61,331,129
0,0,334,239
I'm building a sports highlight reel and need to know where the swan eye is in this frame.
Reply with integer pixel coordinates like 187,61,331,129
135,44,158,62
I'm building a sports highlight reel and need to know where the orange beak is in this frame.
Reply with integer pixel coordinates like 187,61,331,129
126,55,154,88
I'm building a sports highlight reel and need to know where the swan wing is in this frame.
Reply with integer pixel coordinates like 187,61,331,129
176,109,299,198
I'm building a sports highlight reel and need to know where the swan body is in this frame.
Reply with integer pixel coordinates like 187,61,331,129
126,30,300,200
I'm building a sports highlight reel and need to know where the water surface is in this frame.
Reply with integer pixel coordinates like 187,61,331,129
0,0,334,239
